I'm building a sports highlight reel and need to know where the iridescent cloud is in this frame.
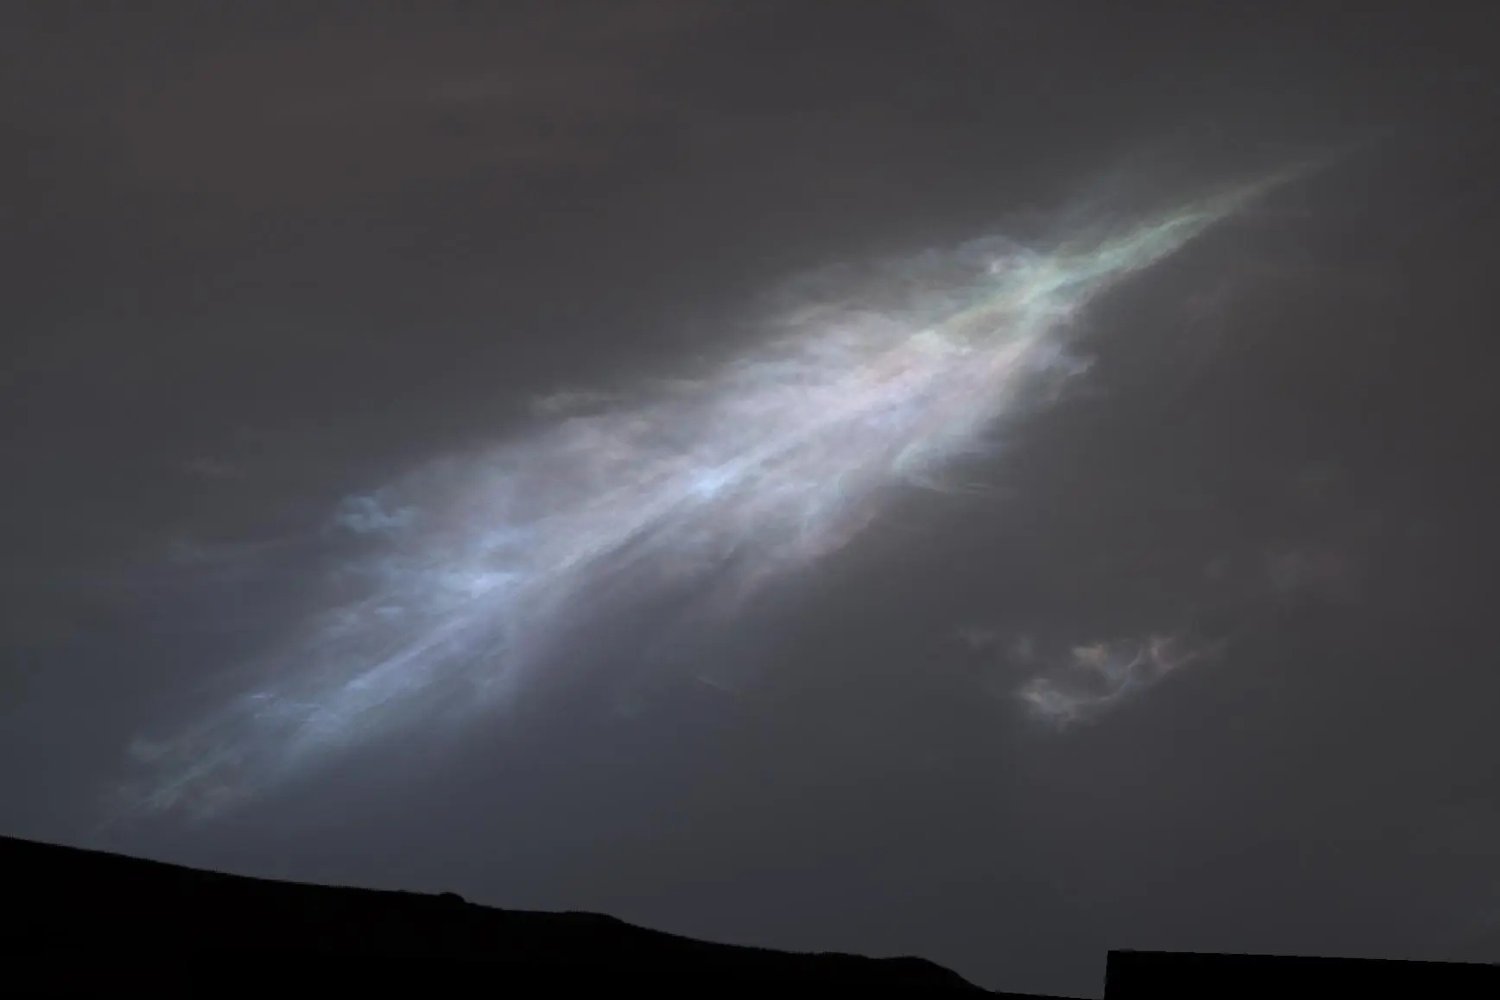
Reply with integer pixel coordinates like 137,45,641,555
121,178,1285,818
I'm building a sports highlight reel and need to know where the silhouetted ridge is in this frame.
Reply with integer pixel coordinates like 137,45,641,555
1,835,1027,993
8,835,1492,995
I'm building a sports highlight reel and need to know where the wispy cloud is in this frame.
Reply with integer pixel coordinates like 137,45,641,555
1017,633,1212,727
332,493,418,537
116,178,1284,819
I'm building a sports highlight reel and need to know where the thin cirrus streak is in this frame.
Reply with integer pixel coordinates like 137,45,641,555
118,175,1290,819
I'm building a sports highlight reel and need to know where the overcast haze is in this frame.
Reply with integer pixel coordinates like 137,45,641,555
4,4,1499,995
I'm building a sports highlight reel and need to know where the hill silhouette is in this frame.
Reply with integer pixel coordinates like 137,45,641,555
8,834,1494,995
2,834,1027,993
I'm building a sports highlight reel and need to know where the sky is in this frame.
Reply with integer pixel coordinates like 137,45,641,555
3,3,1498,995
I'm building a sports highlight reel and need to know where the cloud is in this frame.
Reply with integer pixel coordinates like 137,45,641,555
117,179,1281,818
332,494,417,536
529,389,624,417
1016,633,1210,727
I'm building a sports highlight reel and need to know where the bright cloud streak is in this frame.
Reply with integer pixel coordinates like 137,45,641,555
120,178,1284,819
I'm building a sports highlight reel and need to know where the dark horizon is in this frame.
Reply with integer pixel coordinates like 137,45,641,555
8,832,1498,997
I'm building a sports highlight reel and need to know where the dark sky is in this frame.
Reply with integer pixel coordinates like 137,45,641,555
3,3,1498,995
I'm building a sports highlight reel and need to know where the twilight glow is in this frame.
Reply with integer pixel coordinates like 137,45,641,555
121,179,1282,818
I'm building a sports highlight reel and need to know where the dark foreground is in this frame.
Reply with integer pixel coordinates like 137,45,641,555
1,834,1003,993
3,834,1496,996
